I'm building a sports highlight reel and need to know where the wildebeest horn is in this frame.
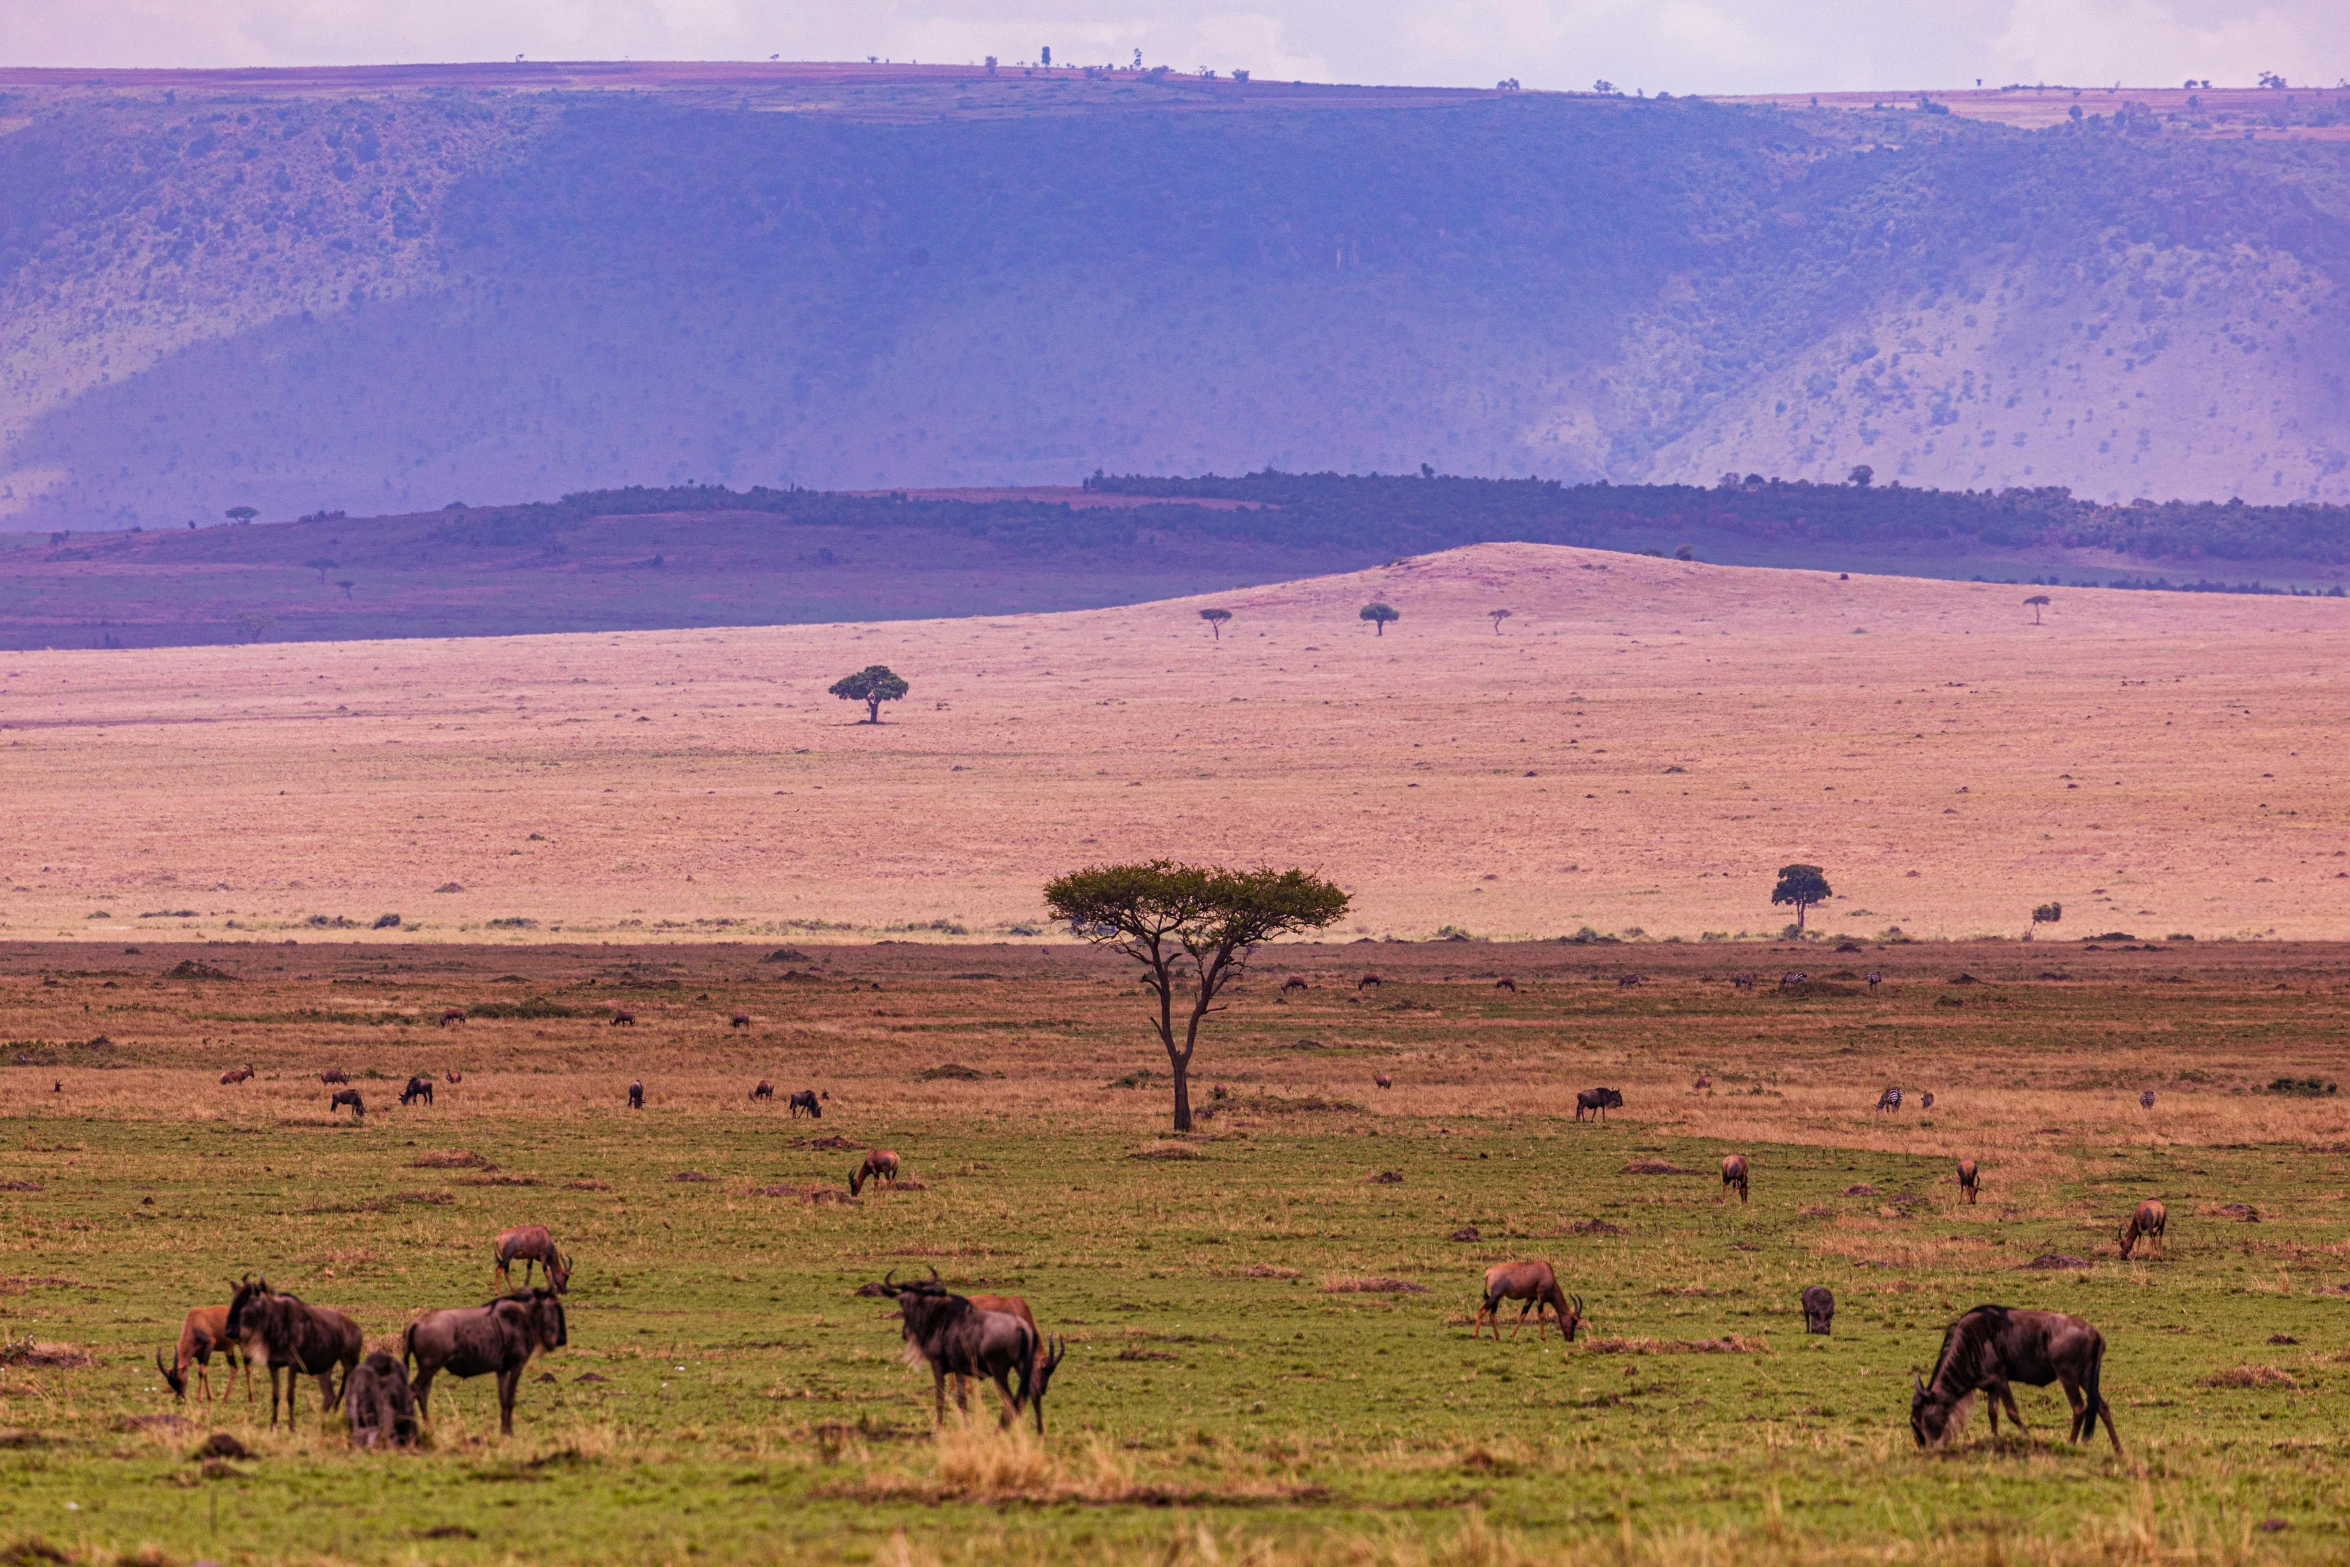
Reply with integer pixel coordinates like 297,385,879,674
926,1264,939,1283
882,1268,897,1291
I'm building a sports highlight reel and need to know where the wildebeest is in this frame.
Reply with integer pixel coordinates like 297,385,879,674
1494,977,1517,993
1911,1304,2119,1453
1957,1157,1980,1204
1721,1153,1749,1204
962,1294,1066,1433
1731,973,1754,991
400,1075,433,1107
319,1068,348,1085
329,1088,365,1120
224,1276,363,1427
491,1225,571,1294
610,1009,636,1027
1373,1073,1393,1089
1920,1090,1936,1112
2139,1089,2156,1110
751,1079,774,1101
1281,975,1309,993
1574,1087,1624,1123
730,1011,751,1029
1779,971,1808,990
628,1079,644,1109
1692,1074,1713,1090
1875,1087,1903,1114
156,1304,246,1403
220,1064,254,1085
849,1148,900,1196
881,1271,1042,1426
1616,974,1642,988
2118,1199,2166,1260
1357,973,1382,990
439,1008,466,1027
1867,971,1882,991
1800,1285,1835,1334
343,1350,419,1449
788,1089,821,1119
403,1288,568,1434
1472,1261,1583,1342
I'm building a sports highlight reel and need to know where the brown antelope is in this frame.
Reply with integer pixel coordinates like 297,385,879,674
730,1012,751,1029
2119,1199,2166,1260
439,1008,466,1027
156,1304,247,1403
751,1079,774,1101
610,1009,636,1027
492,1225,572,1293
1373,1073,1393,1089
849,1148,901,1195
1357,973,1382,990
1473,1261,1583,1341
1281,975,1309,993
220,1064,254,1085
1721,1153,1749,1204
1957,1158,1980,1204
1913,1305,2119,1453
319,1068,348,1085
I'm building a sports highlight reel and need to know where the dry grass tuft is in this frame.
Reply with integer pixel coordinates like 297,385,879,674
409,1149,493,1169
2020,1253,2092,1270
1621,1160,1696,1175
1582,1335,1770,1355
2198,1363,2297,1389
1321,1275,1427,1294
1129,1141,1202,1161
1244,1264,1300,1279
0,1336,91,1369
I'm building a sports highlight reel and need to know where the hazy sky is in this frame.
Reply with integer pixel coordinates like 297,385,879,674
5,1,2344,95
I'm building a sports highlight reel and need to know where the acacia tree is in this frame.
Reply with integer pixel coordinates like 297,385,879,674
305,556,339,585
1360,602,1399,636
1488,609,1511,634
2030,901,2062,939
1770,863,1833,932
1200,608,1232,640
1847,464,1874,488
2025,594,2050,624
1044,861,1350,1131
829,664,909,723
224,505,258,524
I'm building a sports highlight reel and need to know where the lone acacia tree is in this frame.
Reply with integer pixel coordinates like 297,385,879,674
1044,861,1350,1132
1360,602,1399,636
1488,609,1511,634
2025,594,2051,624
1200,608,1232,640
830,664,909,723
2030,901,2062,939
1771,863,1833,932
224,505,258,524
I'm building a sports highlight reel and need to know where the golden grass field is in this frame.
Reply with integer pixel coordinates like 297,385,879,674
3,543,2346,947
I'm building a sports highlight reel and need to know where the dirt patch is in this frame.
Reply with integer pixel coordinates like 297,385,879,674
1129,1142,1202,1161
2200,1364,2297,1389
0,1338,89,1369
1622,1160,1695,1175
368,1190,453,1209
2021,1253,2091,1270
1322,1275,1426,1294
190,1432,255,1460
793,1135,860,1151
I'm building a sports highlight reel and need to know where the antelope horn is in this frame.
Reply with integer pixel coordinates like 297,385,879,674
882,1268,897,1291
1570,1294,1584,1316
926,1264,940,1283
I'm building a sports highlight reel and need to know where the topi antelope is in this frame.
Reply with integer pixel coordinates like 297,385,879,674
1912,1305,2119,1453
400,1075,434,1107
2118,1199,2166,1260
492,1225,571,1293
1281,975,1309,993
439,1009,466,1027
1957,1158,1980,1204
610,1009,636,1027
849,1148,900,1196
220,1064,254,1085
1373,1073,1392,1089
1800,1285,1835,1333
1473,1261,1582,1341
627,1079,644,1109
319,1068,348,1085
751,1079,774,1101
788,1089,821,1118
1574,1087,1623,1122
730,1011,751,1029
329,1088,365,1120
1721,1153,1749,1204
156,1304,247,1403
225,1276,363,1428
1357,973,1382,990
1692,1075,1712,1091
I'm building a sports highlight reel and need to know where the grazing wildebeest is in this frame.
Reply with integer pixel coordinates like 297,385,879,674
1867,971,1882,991
751,1079,774,1101
1911,1304,2119,1453
329,1088,365,1120
224,1276,363,1428
2139,1089,2156,1110
1281,975,1309,993
319,1068,348,1085
439,1008,465,1027
849,1148,901,1196
220,1064,254,1085
788,1089,821,1119
1957,1157,1980,1204
343,1350,419,1449
1731,973,1755,991
400,1075,434,1107
1472,1262,1583,1342
491,1225,571,1294
1617,974,1642,988
1494,977,1518,993
730,1011,751,1029
882,1272,1042,1427
1574,1087,1625,1123
1920,1090,1936,1112
1875,1087,1903,1114
1373,1073,1393,1089
628,1079,644,1109
1692,1074,1712,1090
403,1288,568,1434
2118,1199,2166,1260
1779,971,1808,990
961,1294,1067,1433
1800,1285,1835,1334
610,1009,636,1027
1721,1153,1749,1204
156,1304,246,1403
1357,973,1382,990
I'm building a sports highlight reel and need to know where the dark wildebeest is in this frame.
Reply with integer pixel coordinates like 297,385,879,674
1373,1073,1393,1089
788,1089,821,1119
156,1303,246,1403
1721,1153,1749,1204
1911,1305,2119,1453
1281,975,1309,993
1357,973,1382,990
1866,971,1882,991
1957,1158,1980,1204
849,1148,901,1196
220,1064,254,1085
1494,977,1518,993
730,1011,751,1029
1574,1087,1624,1123
2119,1199,2166,1260
751,1079,774,1101
611,1009,636,1027
439,1008,466,1027
329,1088,365,1120
1920,1090,1936,1112
1692,1074,1713,1091
224,1276,363,1428
1779,971,1808,990
403,1288,568,1435
1875,1087,1903,1114
2139,1089,2156,1110
962,1294,1067,1434
882,1271,1042,1427
1800,1285,1835,1334
491,1225,571,1294
1472,1261,1583,1342
1731,973,1755,991
343,1350,420,1449
627,1079,644,1109
1617,974,1642,988
319,1068,348,1085
400,1075,434,1107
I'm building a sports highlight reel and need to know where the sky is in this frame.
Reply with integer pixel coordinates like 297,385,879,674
2,1,2344,95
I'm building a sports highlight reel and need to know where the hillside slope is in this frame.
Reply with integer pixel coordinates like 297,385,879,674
0,65,2346,529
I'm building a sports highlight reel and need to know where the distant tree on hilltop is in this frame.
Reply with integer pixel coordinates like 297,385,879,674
1360,602,1399,636
2025,594,2051,623
225,506,257,524
1771,863,1833,932
830,664,909,724
1200,608,1232,640
305,557,339,584
1847,465,1874,488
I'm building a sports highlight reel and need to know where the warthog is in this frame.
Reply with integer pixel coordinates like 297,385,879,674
220,1064,254,1085
880,1271,1042,1427
788,1089,821,1119
343,1350,419,1449
439,1009,466,1027
319,1068,348,1085
225,1276,363,1428
1912,1305,2119,1452
751,1079,774,1101
627,1080,644,1109
1721,1153,1749,1204
1473,1261,1583,1341
156,1304,246,1403
400,1075,434,1107
849,1148,900,1196
1875,1087,1903,1114
2119,1199,2166,1260
730,1011,751,1029
1800,1285,1835,1334
329,1088,365,1120
1574,1087,1624,1123
403,1288,568,1434
492,1225,571,1294
610,1009,636,1027
1957,1158,1980,1204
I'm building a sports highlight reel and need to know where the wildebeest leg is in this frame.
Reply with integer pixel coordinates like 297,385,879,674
991,1371,1020,1428
1997,1385,2027,1435
315,1370,338,1423
497,1370,519,1435
932,1367,948,1425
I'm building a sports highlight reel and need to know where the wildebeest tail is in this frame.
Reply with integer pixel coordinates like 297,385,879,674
2078,1333,2106,1439
1012,1322,1041,1411
402,1321,418,1380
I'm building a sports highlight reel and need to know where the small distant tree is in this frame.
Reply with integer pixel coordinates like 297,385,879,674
232,611,275,643
225,506,258,524
336,579,355,600
2025,594,2050,624
2030,901,2062,940
1360,602,1400,636
1044,861,1350,1131
305,557,339,585
1847,464,1874,488
1488,609,1511,634
1200,608,1233,640
829,664,909,723
1770,863,1833,932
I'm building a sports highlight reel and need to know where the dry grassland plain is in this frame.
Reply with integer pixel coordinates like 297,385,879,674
2,543,2346,945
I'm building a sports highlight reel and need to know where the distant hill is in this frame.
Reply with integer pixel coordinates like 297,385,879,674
0,64,2346,535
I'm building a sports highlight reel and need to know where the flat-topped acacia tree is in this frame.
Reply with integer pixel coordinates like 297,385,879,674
1044,861,1350,1132
1200,608,1232,640
829,664,909,723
